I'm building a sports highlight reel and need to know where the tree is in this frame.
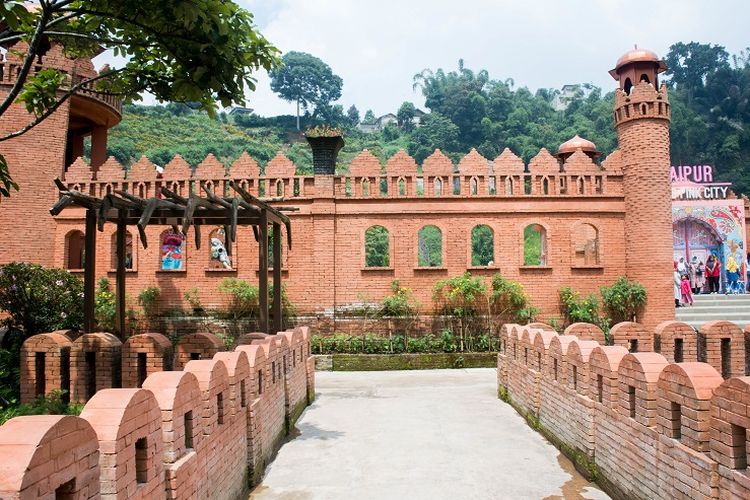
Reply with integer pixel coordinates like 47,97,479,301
0,0,279,197
346,105,360,125
362,109,376,125
408,113,460,162
397,101,416,131
665,42,730,104
269,51,343,130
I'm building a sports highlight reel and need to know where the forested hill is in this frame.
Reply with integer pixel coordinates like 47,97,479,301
104,42,750,195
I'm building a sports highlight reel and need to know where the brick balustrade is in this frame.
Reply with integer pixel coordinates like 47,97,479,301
499,320,750,499
0,326,314,498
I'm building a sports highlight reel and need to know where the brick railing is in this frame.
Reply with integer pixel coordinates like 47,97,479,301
0,327,314,498
0,61,122,116
498,319,750,499
63,147,625,201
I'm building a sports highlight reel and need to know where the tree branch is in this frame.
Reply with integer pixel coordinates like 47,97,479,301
0,68,125,143
42,30,158,49
0,6,52,117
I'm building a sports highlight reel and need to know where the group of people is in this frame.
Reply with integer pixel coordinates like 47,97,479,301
673,254,745,307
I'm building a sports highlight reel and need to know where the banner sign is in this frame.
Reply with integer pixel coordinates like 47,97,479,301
670,165,731,200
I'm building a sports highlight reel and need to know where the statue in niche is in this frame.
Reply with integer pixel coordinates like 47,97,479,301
210,231,232,269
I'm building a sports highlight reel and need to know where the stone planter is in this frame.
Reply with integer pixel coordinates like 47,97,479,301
306,135,344,175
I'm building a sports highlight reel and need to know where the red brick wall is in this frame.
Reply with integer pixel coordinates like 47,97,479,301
2,326,314,498
498,321,750,499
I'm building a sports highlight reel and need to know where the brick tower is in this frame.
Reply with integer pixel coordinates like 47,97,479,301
610,48,674,326
0,39,120,265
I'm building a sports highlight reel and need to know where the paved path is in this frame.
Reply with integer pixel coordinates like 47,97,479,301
250,369,609,500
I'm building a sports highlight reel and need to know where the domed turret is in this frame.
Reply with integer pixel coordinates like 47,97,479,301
556,135,601,161
611,47,674,327
609,46,667,94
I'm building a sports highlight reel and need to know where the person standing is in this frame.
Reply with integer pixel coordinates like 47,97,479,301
706,255,721,293
688,256,698,293
695,260,706,294
677,257,688,275
674,262,682,307
726,255,739,294
681,274,694,306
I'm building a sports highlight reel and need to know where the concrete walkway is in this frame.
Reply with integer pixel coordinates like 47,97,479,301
250,369,609,500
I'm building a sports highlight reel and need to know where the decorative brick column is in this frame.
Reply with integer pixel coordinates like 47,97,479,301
19,330,73,403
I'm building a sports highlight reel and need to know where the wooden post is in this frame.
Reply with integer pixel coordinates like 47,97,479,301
83,209,97,332
272,222,282,334
258,210,269,333
115,210,127,337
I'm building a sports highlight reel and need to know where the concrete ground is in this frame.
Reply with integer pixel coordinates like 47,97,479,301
250,369,609,500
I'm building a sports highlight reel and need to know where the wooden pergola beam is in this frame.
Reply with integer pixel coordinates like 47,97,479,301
51,178,296,337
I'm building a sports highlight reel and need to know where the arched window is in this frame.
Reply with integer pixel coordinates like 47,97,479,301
275,179,284,197
505,177,513,195
160,230,185,271
417,225,442,267
471,225,494,266
542,177,550,195
364,225,390,267
523,224,547,266
624,77,633,95
434,177,443,196
209,228,232,269
576,176,585,194
398,177,406,196
362,178,370,197
65,230,85,270
110,231,134,270
572,223,599,266
470,177,479,195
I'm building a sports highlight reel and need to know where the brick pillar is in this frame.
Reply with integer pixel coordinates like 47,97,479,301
614,83,674,328
90,125,108,173
311,175,337,318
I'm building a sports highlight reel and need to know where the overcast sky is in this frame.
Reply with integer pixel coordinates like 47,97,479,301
138,0,750,117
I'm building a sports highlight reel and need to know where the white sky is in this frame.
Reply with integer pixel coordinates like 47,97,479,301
107,0,749,117
236,0,749,117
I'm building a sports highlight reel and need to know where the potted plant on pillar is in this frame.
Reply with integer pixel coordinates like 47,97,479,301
305,125,345,175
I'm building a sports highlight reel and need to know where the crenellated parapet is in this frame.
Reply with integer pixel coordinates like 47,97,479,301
3,326,315,498
65,145,624,202
498,319,750,499
613,82,670,127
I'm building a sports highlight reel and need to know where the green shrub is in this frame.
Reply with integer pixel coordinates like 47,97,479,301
601,277,647,324
218,278,259,319
489,273,531,324
559,287,601,325
432,272,488,317
0,342,21,409
95,278,116,332
516,306,541,324
381,280,419,317
138,286,161,319
0,262,83,336
439,329,457,353
309,332,496,354
184,287,203,313
0,390,84,426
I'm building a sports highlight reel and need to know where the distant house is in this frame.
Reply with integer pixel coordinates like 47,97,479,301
377,113,398,128
228,106,254,116
412,109,426,125
551,84,592,111
356,109,427,133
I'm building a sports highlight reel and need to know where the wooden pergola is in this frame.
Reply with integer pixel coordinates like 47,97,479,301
50,178,295,336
